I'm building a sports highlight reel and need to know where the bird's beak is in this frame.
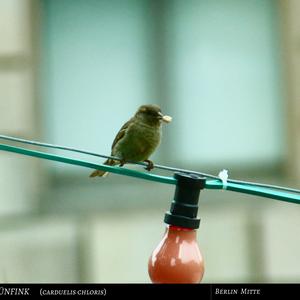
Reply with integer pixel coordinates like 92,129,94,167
158,112,172,123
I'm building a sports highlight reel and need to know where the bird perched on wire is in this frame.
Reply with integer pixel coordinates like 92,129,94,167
89,104,172,177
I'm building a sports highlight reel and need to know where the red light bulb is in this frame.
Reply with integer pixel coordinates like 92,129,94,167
148,225,204,283
148,173,206,284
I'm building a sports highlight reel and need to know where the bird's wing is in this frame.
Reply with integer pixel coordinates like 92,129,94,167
111,118,133,150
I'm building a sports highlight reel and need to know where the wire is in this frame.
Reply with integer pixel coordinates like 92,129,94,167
0,143,176,185
1,134,300,195
0,134,118,160
2,142,300,205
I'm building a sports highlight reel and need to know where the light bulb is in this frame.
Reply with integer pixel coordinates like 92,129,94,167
148,173,206,284
148,225,204,283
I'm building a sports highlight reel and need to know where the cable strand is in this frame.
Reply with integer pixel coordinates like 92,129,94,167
1,134,300,195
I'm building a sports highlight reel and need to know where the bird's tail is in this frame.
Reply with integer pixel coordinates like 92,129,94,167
89,159,116,178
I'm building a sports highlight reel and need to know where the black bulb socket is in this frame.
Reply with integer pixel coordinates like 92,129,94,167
164,172,206,229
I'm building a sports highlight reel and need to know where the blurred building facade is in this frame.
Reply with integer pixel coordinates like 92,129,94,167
0,0,300,282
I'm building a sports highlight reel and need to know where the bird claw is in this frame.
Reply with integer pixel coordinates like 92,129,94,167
144,159,154,171
119,159,126,167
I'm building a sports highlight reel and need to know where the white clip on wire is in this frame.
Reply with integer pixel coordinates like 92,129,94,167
218,169,229,190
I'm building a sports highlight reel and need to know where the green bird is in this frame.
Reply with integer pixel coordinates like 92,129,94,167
90,104,172,177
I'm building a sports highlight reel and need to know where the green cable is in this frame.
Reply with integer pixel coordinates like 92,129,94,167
0,143,176,185
1,143,300,205
205,180,300,204
2,134,300,195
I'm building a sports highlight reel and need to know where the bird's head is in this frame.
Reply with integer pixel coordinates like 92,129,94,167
135,104,172,126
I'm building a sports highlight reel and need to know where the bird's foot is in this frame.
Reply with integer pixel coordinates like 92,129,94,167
119,159,126,167
144,159,154,171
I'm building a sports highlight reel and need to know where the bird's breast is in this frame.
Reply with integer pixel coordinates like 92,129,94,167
130,123,161,150
114,122,162,161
